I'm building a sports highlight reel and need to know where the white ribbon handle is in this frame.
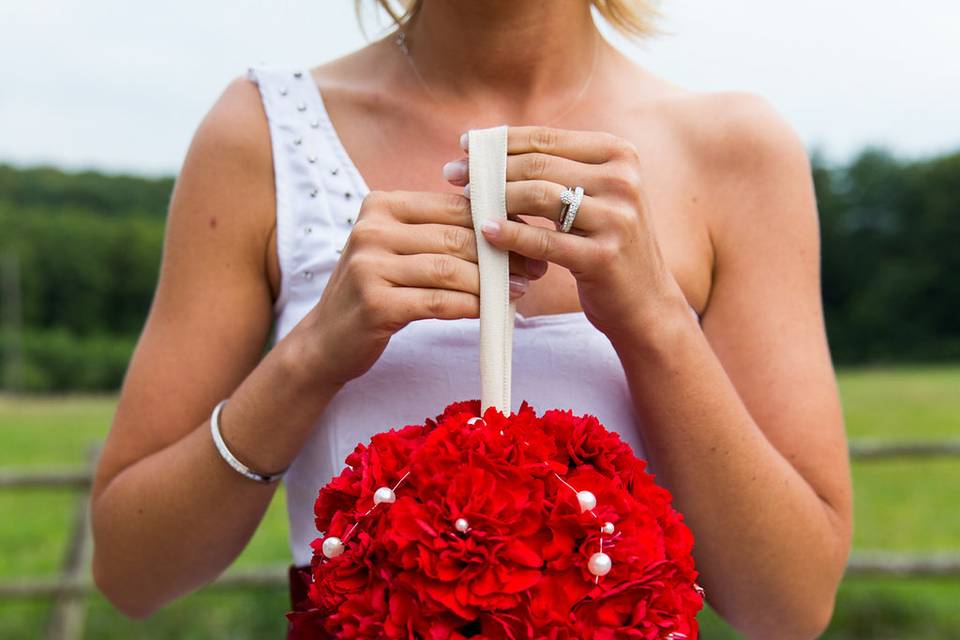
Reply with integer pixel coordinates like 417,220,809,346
468,126,516,414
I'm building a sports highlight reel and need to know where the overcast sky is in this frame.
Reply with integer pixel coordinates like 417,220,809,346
1,1,958,176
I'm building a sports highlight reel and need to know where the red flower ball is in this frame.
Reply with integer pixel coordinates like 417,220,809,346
288,399,704,639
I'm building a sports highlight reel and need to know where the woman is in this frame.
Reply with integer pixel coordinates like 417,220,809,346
90,1,853,637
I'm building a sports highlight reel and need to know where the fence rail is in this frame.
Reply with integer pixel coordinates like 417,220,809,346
848,439,960,459
2,550,958,604
1,439,959,638
0,566,290,600
4,439,959,492
0,467,90,489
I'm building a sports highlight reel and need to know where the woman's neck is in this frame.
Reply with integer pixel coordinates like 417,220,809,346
401,0,603,119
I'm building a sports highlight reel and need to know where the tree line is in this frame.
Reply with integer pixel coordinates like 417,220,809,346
0,147,958,392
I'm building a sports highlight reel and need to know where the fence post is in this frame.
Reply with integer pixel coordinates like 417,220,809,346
44,446,99,640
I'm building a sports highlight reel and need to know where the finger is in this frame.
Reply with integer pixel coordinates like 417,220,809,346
383,252,479,294
388,223,479,261
480,218,590,273
505,153,602,190
381,253,531,298
445,153,604,195
442,157,469,186
505,126,626,164
388,287,480,323
505,180,603,233
367,190,472,227
383,223,549,278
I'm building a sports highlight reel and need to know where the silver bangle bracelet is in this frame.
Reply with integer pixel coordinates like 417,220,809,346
210,399,286,484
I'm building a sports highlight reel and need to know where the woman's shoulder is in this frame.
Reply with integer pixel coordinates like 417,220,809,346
170,71,279,296
620,57,810,178
669,87,810,179
620,62,818,301
604,48,812,186
632,65,816,226
198,71,274,167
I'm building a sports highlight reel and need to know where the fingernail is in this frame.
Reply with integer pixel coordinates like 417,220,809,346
480,219,500,237
525,257,548,277
459,133,469,151
463,182,470,199
442,159,467,182
509,274,529,294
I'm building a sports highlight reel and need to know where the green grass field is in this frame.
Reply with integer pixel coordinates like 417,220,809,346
1,364,959,638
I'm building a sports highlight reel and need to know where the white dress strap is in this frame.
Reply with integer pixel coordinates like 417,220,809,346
245,65,355,321
468,126,516,414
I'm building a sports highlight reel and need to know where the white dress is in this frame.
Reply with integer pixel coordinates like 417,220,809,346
244,65,702,567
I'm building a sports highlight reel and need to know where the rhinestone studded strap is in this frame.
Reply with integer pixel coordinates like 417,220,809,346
468,126,516,414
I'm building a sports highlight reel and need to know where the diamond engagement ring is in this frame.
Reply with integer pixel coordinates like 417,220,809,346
557,186,584,233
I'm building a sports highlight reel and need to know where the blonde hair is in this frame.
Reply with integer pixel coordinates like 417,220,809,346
358,0,663,39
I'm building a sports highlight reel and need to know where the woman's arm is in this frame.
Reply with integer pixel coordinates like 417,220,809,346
89,76,345,618
452,113,851,638
609,93,853,639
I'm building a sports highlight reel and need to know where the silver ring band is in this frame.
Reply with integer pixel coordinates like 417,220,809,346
210,399,286,483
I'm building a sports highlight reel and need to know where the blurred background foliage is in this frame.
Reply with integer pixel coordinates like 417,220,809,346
2,145,960,392
816,147,960,363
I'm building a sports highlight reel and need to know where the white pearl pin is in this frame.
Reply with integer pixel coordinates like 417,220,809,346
602,521,615,535
576,490,597,512
587,551,612,576
373,486,396,505
321,536,345,558
454,517,470,533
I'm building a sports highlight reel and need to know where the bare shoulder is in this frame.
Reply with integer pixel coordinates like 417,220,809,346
653,85,810,177
649,86,818,259
177,73,276,231
193,73,274,174
617,66,823,322
609,51,815,225
170,72,279,295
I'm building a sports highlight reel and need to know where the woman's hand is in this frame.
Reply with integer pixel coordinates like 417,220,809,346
302,190,548,386
444,126,689,346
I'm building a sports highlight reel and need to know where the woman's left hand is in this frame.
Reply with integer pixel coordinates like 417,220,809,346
443,125,689,346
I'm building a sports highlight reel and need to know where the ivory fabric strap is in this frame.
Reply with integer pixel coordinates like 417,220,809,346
468,126,517,414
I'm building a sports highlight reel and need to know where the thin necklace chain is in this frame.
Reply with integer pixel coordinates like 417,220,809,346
394,28,601,128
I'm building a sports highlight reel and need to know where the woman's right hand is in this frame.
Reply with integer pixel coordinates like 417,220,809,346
301,190,549,386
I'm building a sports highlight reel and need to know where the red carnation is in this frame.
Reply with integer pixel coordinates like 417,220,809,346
288,399,703,639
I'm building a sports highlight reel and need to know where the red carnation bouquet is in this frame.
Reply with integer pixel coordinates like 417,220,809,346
286,127,704,639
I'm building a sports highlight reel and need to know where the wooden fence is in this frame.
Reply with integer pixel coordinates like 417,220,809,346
2,439,959,639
